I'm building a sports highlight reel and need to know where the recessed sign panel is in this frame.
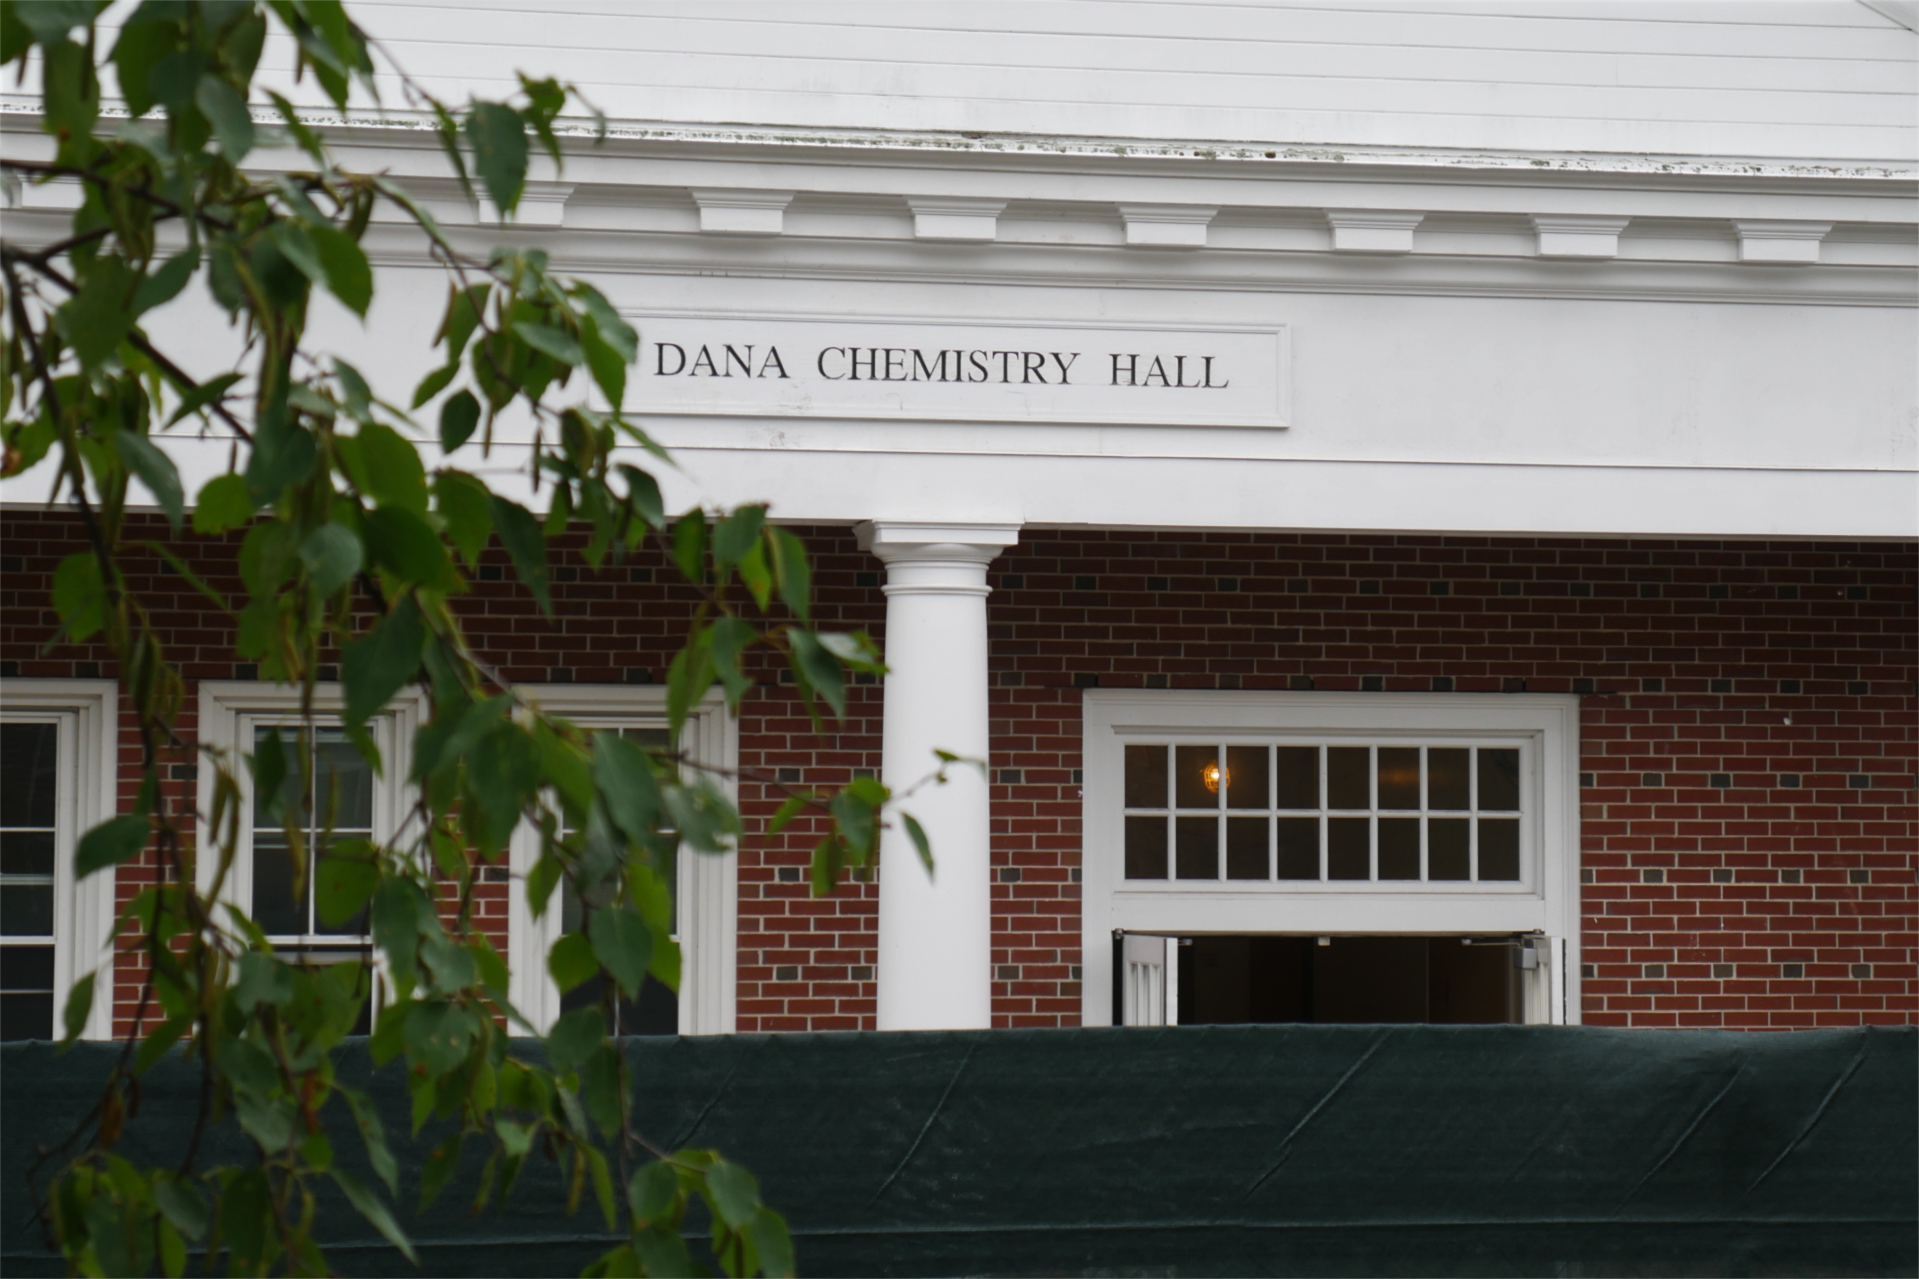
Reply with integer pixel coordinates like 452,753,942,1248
627,314,1289,428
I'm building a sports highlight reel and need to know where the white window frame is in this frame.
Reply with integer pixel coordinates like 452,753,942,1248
194,682,425,960
1082,690,1581,1027
506,686,738,1037
1,679,119,1040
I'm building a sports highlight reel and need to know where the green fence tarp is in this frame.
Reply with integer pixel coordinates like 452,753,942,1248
5,1025,1914,1277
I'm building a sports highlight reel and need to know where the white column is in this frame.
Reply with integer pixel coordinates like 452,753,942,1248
855,521,1020,1030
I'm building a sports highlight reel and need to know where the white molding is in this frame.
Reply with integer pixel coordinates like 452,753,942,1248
1326,208,1426,253
1117,204,1217,249
1531,214,1631,259
505,685,737,1036
1079,690,1581,1028
0,679,119,1039
690,188,793,235
1735,220,1833,265
905,196,1004,242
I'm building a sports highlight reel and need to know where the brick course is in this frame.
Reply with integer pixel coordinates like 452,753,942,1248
4,513,1912,1033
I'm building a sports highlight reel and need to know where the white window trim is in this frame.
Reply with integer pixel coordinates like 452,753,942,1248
506,685,738,1037
1,679,120,1040
193,682,426,946
1081,690,1581,1027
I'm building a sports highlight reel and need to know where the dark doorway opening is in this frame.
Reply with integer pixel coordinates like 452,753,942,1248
1177,935,1520,1025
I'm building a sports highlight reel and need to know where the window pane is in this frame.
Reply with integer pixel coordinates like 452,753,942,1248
1478,820,1520,881
1,831,55,876
1327,818,1370,880
0,723,58,828
0,885,54,936
1123,815,1167,879
622,727,672,752
252,833,307,935
1274,747,1318,810
253,728,305,825
1378,818,1420,880
1175,746,1219,809
1,944,55,988
1124,745,1168,809
1174,816,1218,879
1275,818,1320,880
1225,817,1267,879
0,992,53,1041
1377,748,1420,811
1224,746,1268,810
1479,749,1520,812
1429,819,1470,880
315,732,374,831
1428,750,1470,811
1327,748,1370,810
314,848,370,936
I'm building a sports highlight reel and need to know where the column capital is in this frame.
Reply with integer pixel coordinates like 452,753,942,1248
856,522,1020,599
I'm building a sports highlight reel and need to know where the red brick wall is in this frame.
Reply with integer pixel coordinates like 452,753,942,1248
4,513,1914,1032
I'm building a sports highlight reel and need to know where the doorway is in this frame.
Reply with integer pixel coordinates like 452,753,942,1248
1173,934,1522,1025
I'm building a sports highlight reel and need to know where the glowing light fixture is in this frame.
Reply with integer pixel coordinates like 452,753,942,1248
1202,760,1229,794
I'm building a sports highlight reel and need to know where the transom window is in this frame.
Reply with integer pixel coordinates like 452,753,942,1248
1122,743,1524,885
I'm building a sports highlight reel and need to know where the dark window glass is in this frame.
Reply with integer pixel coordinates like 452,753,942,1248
0,992,53,1040
0,944,56,1042
1175,746,1219,810
1,723,58,828
1225,817,1267,879
1429,819,1470,880
1377,748,1420,810
1327,748,1370,810
1428,749,1470,811
1275,818,1320,880
1479,749,1521,812
1273,747,1318,809
253,728,305,825
1124,815,1167,879
1,831,55,877
1327,818,1370,880
1225,746,1268,810
315,736,374,829
1478,819,1520,881
1174,816,1217,879
250,834,306,935
1124,745,1168,809
1,884,55,936
1378,818,1420,879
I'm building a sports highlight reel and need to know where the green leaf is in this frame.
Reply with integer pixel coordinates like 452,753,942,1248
547,931,597,995
704,1161,761,1230
584,1145,618,1233
545,1007,602,1076
58,970,94,1045
489,496,550,615
194,73,253,161
439,388,480,453
581,1044,624,1139
50,553,107,642
433,470,492,567
786,630,846,718
332,1170,417,1266
76,814,147,879
363,506,458,590
617,465,664,530
267,90,324,161
314,844,377,927
153,1179,208,1242
709,616,755,708
632,1224,694,1277
671,509,706,584
712,505,765,571
580,321,625,410
627,1160,679,1226
55,254,137,371
466,102,529,215
191,472,253,534
134,250,196,315
110,10,179,118
298,522,363,598
403,999,477,1077
665,632,715,738
767,793,806,836
167,372,244,429
338,1087,400,1198
420,932,476,994
902,812,934,874
512,321,584,366
576,286,637,361
589,908,651,998
410,361,458,409
308,223,372,316
345,423,428,514
747,1208,795,1278
371,877,427,990
341,595,426,727
115,430,184,530
591,732,662,847
234,950,292,1011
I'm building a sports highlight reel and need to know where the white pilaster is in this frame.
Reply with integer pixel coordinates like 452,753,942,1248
855,520,1020,1030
